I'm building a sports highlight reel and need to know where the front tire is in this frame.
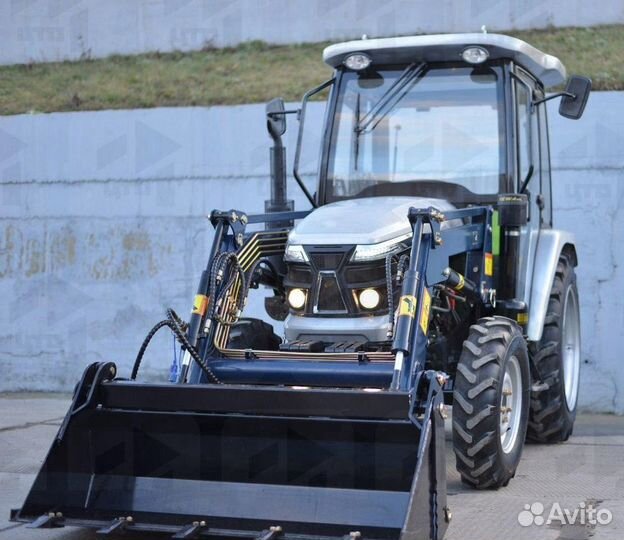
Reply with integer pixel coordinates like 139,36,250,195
527,251,580,442
453,316,530,489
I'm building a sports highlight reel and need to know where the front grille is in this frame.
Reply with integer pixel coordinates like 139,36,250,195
317,273,347,312
309,252,345,270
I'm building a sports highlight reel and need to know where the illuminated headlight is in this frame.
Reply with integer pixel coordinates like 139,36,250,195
285,244,309,263
359,288,381,310
343,52,371,71
351,232,412,262
288,288,307,310
461,46,489,64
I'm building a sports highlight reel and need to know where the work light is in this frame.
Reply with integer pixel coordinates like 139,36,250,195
343,52,371,71
461,46,489,64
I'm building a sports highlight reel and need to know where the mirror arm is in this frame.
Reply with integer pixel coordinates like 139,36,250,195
532,91,574,107
267,109,300,118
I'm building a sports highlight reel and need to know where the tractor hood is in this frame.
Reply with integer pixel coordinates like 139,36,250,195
288,196,457,246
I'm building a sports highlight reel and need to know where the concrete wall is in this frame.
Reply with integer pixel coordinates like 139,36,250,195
0,93,623,414
1,0,624,65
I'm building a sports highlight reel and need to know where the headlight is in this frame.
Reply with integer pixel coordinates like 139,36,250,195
359,288,381,310
351,232,412,262
288,288,307,309
285,244,309,263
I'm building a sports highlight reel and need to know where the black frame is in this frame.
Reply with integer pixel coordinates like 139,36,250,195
317,61,513,206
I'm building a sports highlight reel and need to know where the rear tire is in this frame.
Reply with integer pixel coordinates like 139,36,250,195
527,251,580,442
452,316,530,489
226,317,282,350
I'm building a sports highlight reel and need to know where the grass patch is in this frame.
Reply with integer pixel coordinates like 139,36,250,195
0,25,622,116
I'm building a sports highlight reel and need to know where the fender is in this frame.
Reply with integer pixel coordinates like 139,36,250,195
526,229,577,342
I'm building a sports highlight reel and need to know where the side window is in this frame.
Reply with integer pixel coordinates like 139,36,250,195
515,81,531,189
538,104,553,227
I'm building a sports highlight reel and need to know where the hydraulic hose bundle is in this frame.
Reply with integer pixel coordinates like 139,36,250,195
131,246,277,383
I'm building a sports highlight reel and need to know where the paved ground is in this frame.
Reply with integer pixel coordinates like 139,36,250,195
0,394,623,540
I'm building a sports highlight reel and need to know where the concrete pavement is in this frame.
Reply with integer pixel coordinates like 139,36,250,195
1,394,623,540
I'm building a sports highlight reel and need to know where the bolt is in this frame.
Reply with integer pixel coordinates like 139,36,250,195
434,232,443,245
349,532,362,539
55,512,63,518
270,525,283,532
236,233,244,246
444,506,452,523
502,389,512,396
436,372,447,387
192,521,199,527
241,214,248,225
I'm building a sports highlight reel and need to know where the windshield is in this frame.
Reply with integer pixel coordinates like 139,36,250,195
325,65,505,203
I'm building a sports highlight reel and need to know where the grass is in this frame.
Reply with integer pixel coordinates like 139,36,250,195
0,25,622,116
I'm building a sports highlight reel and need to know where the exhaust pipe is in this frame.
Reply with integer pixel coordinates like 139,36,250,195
265,98,294,229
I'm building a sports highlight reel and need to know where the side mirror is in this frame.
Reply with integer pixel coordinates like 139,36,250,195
266,97,286,142
559,76,591,120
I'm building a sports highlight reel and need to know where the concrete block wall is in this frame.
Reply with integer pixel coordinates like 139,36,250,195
1,0,624,65
0,93,623,413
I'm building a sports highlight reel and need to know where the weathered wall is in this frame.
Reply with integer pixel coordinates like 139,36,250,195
0,93,623,413
1,0,624,65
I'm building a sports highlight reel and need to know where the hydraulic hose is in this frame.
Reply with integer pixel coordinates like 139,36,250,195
131,308,221,384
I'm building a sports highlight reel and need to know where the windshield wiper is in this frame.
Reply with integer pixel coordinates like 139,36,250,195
356,62,427,133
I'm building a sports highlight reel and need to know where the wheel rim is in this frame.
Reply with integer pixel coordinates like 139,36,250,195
500,355,523,454
562,285,581,411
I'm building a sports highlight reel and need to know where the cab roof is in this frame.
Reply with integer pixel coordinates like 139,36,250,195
323,33,566,88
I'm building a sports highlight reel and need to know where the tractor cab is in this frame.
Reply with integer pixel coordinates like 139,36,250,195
278,33,589,348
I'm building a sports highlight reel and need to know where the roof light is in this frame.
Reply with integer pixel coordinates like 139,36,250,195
343,52,371,71
462,46,489,64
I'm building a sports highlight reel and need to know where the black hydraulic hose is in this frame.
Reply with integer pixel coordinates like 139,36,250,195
131,309,221,384
131,319,171,380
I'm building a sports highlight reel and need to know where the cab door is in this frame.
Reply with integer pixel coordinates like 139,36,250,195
513,67,542,305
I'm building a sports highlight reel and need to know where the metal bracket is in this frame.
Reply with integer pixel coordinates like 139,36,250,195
96,516,133,535
210,209,248,247
408,206,444,249
256,525,283,540
26,512,65,529
172,520,208,539
57,361,117,443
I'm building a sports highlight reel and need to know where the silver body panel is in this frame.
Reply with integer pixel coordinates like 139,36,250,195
323,33,566,88
526,229,576,342
287,196,458,246
284,313,391,343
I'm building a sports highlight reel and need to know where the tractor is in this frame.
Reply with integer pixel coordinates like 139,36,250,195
13,33,590,540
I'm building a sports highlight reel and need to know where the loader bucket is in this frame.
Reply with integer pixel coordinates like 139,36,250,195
13,362,448,540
